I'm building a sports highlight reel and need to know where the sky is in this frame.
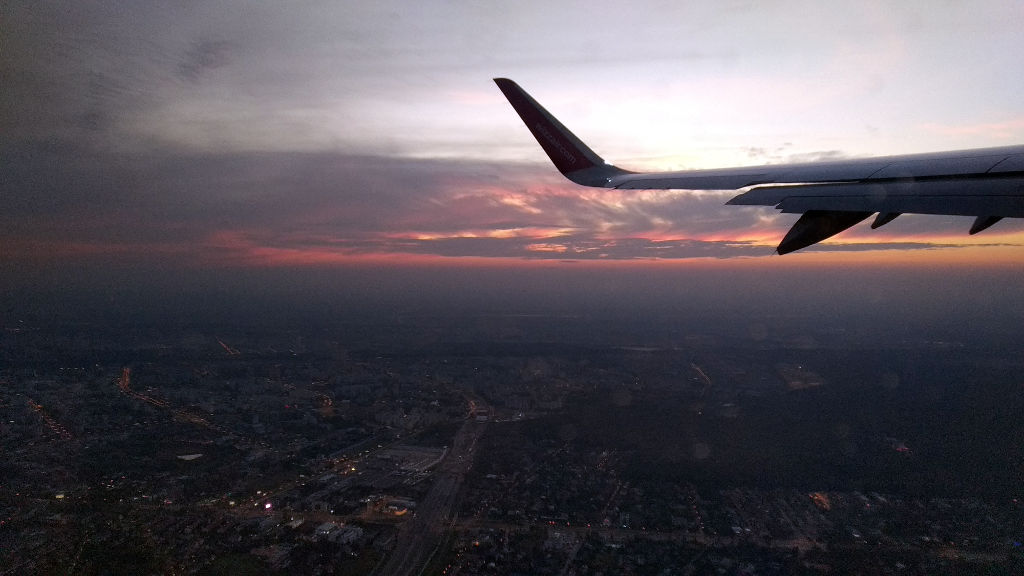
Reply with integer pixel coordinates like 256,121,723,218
3,0,1024,287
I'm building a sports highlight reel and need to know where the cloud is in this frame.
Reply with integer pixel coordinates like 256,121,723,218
178,40,234,82
3,2,1022,271
4,143,1017,269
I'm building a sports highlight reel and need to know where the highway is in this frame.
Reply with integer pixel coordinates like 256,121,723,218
374,398,488,576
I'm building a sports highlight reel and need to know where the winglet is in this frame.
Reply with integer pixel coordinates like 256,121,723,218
494,78,630,187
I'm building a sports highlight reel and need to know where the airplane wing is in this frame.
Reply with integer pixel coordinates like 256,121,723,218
494,78,1024,254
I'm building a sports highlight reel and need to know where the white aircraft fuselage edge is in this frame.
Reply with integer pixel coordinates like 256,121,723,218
494,78,1024,254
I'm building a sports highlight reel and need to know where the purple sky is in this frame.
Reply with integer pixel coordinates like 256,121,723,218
3,1,1024,271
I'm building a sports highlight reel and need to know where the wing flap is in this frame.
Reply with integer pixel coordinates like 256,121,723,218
731,179,1024,217
777,210,874,255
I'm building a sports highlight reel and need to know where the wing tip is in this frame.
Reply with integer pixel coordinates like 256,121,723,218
493,77,608,180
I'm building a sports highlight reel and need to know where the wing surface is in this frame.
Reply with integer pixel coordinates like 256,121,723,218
494,78,1024,253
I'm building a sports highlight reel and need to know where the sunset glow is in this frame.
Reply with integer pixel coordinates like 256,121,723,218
2,1,1023,278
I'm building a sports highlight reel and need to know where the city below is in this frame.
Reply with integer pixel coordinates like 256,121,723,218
2,303,1022,575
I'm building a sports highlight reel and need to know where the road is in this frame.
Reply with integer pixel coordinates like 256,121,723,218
374,399,488,576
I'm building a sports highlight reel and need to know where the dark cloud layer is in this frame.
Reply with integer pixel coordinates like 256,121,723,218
6,140,1011,269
